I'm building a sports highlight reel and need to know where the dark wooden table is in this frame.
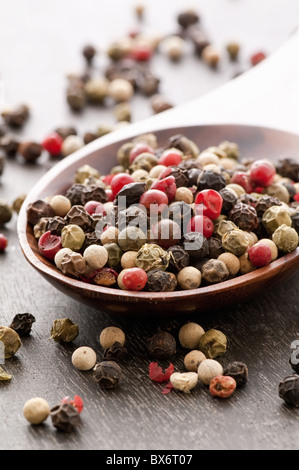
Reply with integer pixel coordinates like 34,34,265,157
1,0,299,451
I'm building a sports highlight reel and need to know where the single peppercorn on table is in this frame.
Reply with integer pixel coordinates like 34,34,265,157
2,7,299,452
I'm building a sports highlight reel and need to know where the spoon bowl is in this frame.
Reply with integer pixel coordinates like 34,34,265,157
17,124,299,315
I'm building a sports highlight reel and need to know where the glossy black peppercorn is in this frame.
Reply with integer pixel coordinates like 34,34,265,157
181,232,209,260
276,157,299,182
93,361,122,389
255,195,282,217
147,330,176,359
219,188,238,215
50,403,81,432
223,361,248,387
278,375,299,407
208,237,224,259
197,170,226,192
9,313,36,336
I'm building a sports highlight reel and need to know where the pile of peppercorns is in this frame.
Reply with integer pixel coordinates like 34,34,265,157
25,131,299,292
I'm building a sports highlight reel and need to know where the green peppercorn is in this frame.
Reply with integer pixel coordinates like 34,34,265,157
272,224,298,252
118,226,146,252
74,164,100,184
222,229,250,256
198,329,227,359
61,224,85,250
104,242,123,269
136,243,171,272
0,366,12,381
116,142,135,169
262,205,292,234
50,318,79,343
130,153,159,172
12,194,27,214
214,219,238,240
218,140,240,160
0,199,13,225
0,326,21,358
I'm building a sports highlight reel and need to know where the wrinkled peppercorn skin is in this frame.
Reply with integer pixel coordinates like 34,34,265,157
278,375,299,407
229,202,259,231
223,361,248,387
147,330,176,359
9,313,36,336
93,361,122,389
50,403,81,432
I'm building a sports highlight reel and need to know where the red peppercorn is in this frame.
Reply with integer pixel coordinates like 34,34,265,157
102,174,115,185
139,189,168,215
248,242,272,267
84,200,105,215
106,189,115,202
122,268,147,290
158,149,183,167
0,233,8,252
249,160,276,187
186,215,214,239
151,176,177,203
129,143,155,163
231,171,254,193
209,375,237,398
195,189,223,220
111,173,134,197
42,132,63,156
38,230,62,260
251,51,266,66
294,193,299,202
131,45,153,62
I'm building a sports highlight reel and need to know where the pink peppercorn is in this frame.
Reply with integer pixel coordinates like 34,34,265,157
42,132,63,156
251,52,266,66
248,242,272,267
209,375,237,398
122,268,147,291
0,233,8,252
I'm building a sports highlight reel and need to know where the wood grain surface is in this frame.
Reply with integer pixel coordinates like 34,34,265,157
1,0,299,451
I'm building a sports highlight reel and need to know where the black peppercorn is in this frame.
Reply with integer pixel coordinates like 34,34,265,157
197,170,226,192
1,104,30,128
114,182,147,208
289,352,299,374
19,142,43,163
168,201,192,231
278,375,299,408
177,10,199,29
0,135,20,157
83,132,98,145
229,202,259,231
82,44,97,64
146,269,177,292
208,237,224,259
66,205,92,231
276,157,299,182
65,184,107,206
50,403,81,432
187,26,211,56
82,231,101,250
26,200,55,226
291,213,299,234
255,195,282,217
47,216,67,235
54,126,77,140
219,188,238,215
167,245,190,271
147,330,176,359
181,232,209,260
282,183,296,200
238,193,258,207
93,361,122,389
151,94,173,114
136,68,160,96
66,79,86,112
117,205,147,232
223,361,248,387
102,341,128,362
9,313,36,336
166,134,199,158
167,166,190,188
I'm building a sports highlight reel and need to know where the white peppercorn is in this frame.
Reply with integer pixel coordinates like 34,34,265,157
71,346,97,371
239,252,256,274
184,350,206,372
99,326,126,349
23,397,50,425
174,187,194,204
61,135,84,157
170,372,198,393
197,359,223,385
108,79,134,102
197,152,220,167
162,35,185,61
149,165,167,179
49,195,71,217
202,45,220,67
83,245,108,269
177,267,202,290
54,247,73,270
226,183,246,198
178,322,205,349
100,226,119,245
218,252,240,276
121,251,138,269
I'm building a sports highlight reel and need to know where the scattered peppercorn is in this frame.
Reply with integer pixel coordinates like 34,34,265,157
0,366,12,381
209,375,237,398
223,361,248,387
50,402,81,432
170,371,198,393
0,326,21,358
198,329,227,359
197,359,223,385
278,375,299,408
9,313,36,336
103,341,128,362
93,361,122,389
148,330,176,359
50,318,79,343
23,397,50,425
71,346,97,371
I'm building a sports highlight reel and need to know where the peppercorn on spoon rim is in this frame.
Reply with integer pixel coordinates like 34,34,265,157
17,123,299,314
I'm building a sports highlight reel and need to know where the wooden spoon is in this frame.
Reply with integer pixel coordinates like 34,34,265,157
17,31,299,316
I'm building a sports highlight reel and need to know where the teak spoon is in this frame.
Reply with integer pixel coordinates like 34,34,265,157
18,31,299,315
